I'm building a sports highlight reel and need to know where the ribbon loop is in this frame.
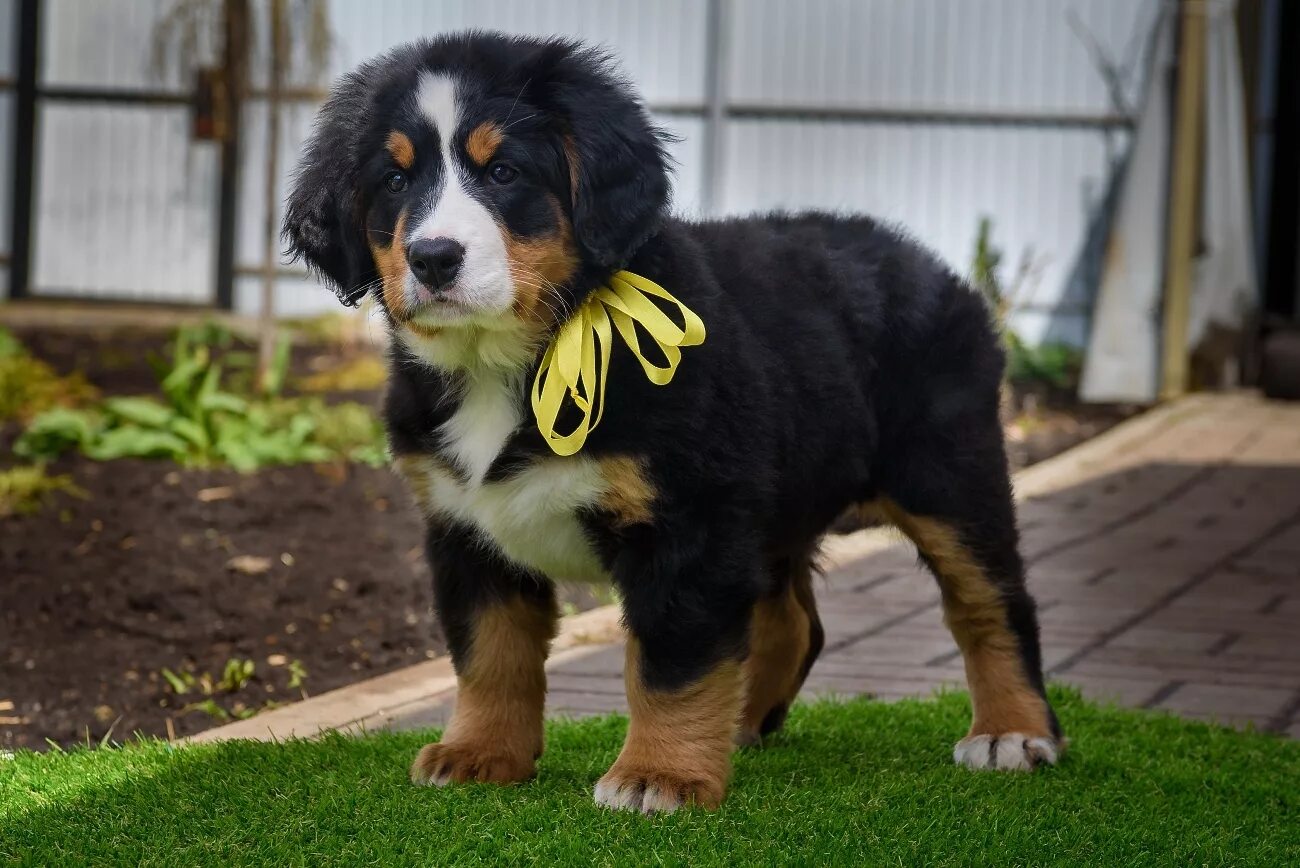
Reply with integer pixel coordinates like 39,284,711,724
530,270,706,456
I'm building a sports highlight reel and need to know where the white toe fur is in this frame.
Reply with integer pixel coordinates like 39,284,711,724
593,778,684,814
954,732,1059,771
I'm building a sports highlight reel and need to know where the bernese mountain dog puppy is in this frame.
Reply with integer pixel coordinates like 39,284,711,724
284,31,1061,814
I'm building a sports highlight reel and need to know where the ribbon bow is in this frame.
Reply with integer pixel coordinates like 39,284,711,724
531,270,706,456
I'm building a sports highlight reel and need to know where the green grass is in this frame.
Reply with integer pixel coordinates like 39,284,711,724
2,689,1296,866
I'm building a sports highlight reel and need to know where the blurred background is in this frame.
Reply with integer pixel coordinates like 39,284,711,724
2,1,1298,751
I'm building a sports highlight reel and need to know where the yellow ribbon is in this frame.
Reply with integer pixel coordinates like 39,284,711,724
531,270,706,456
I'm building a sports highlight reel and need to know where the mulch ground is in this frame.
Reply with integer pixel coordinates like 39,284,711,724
1,324,1127,751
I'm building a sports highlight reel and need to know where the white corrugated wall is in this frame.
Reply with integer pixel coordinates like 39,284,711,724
5,0,1164,346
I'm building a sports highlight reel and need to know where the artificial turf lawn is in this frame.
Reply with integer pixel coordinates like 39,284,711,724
2,688,1296,867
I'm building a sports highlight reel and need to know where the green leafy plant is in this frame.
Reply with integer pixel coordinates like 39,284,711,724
15,325,386,471
159,657,301,723
970,218,1082,394
1006,332,1083,390
285,659,308,691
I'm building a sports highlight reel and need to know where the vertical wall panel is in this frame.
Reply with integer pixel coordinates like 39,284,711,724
728,0,1158,114
31,105,218,301
723,119,1122,345
41,0,213,92
318,0,707,105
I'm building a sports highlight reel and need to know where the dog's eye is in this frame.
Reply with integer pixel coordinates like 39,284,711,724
488,162,519,185
384,171,408,194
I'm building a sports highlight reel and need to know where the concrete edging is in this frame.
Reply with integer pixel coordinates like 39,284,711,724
188,603,623,743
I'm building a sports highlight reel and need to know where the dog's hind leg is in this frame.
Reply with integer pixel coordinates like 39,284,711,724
876,442,1061,771
737,552,824,746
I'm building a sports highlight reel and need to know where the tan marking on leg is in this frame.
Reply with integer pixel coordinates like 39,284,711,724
739,579,811,746
386,130,415,169
371,210,411,320
411,596,558,786
878,500,1052,739
597,456,656,528
594,640,741,812
503,194,579,326
465,121,504,167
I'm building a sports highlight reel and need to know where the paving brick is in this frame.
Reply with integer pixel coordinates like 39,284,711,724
550,646,624,677
548,692,630,716
1153,682,1294,718
801,673,961,700
374,699,453,732
1105,626,1226,654
547,673,627,696
1056,675,1169,707
1065,659,1299,689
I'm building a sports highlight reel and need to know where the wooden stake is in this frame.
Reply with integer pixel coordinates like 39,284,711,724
1161,0,1208,400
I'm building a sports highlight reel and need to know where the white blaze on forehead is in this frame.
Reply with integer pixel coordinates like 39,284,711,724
404,71,513,328
416,72,461,166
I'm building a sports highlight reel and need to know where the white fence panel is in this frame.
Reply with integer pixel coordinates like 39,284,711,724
723,120,1123,346
32,104,218,302
729,0,1157,115
41,0,212,92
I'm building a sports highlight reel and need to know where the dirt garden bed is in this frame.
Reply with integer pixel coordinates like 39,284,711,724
0,322,1129,751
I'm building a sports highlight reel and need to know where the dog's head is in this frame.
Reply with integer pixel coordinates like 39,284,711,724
284,33,672,360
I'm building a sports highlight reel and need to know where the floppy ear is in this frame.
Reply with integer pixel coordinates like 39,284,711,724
282,77,375,306
545,47,673,269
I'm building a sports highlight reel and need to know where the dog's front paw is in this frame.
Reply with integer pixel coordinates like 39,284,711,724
409,741,536,786
953,732,1060,771
594,763,726,814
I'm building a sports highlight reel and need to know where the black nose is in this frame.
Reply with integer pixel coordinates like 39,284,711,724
407,237,465,290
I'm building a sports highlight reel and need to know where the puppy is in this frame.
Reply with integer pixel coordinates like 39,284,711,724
284,31,1061,814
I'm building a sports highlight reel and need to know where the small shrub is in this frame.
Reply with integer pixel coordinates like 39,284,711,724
295,354,387,392
0,464,86,518
0,326,98,423
14,324,387,471
970,218,1082,395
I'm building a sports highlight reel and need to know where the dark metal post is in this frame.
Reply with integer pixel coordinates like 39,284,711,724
214,0,250,310
8,0,40,300
1263,0,1299,319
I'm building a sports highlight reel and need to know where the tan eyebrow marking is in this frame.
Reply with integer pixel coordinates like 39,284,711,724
386,130,415,169
465,121,504,167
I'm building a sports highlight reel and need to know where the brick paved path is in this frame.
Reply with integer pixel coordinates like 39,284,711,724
199,393,1300,743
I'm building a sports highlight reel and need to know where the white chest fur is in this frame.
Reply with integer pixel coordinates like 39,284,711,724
396,373,611,584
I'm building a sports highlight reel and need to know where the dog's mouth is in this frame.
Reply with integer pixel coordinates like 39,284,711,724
401,287,478,327
395,273,522,336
